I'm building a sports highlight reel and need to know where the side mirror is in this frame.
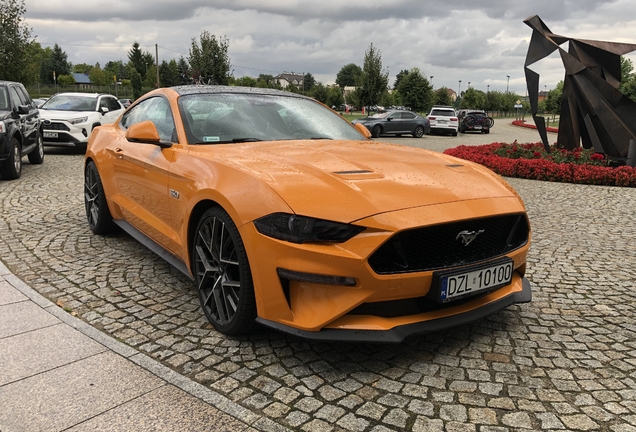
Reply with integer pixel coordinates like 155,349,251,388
100,106,109,114
354,122,371,139
17,105,29,114
125,120,172,148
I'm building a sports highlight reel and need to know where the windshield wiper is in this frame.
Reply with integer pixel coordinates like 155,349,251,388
231,138,262,142
310,137,333,140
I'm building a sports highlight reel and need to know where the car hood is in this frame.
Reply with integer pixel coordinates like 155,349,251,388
193,140,516,223
0,111,12,121
40,109,97,120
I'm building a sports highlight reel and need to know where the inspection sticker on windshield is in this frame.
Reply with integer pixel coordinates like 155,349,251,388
203,136,220,142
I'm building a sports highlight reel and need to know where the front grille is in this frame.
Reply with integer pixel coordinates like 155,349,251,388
43,122,70,131
368,213,529,274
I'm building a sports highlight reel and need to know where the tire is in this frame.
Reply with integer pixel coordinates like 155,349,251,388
413,126,424,138
371,125,382,138
484,129,490,134
452,130,458,137
193,207,256,335
0,138,22,180
28,130,44,164
84,161,114,234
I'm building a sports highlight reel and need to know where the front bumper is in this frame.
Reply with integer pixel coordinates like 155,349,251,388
42,122,90,146
257,277,531,342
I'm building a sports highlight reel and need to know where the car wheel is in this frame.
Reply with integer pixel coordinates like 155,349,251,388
28,130,45,165
484,129,490,134
413,126,425,138
371,125,382,138
193,207,256,335
0,138,22,180
452,130,458,137
84,161,113,234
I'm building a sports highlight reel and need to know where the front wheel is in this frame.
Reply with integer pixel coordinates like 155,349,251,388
193,207,256,335
371,125,382,138
0,138,22,180
413,126,424,138
28,130,45,164
84,161,113,234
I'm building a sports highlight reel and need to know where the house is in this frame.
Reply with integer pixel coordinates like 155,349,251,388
447,88,457,101
275,72,304,89
72,73,94,90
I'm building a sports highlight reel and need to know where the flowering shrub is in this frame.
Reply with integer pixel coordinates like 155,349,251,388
443,142,636,187
512,119,559,133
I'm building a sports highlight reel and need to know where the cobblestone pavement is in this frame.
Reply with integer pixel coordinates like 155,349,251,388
2,122,636,431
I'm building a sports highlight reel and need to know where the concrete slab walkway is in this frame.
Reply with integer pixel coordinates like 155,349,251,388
0,260,262,432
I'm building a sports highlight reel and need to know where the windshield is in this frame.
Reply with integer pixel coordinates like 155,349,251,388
41,94,97,112
430,109,455,116
178,93,366,144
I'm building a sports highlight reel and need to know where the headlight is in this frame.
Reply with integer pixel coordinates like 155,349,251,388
68,116,88,125
254,213,365,244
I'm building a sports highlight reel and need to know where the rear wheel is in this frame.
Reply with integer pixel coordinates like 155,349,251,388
193,207,256,335
28,131,44,164
0,138,22,180
84,161,113,234
452,130,458,137
371,125,382,138
413,126,424,138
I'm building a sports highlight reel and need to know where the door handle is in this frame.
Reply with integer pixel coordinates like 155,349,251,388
114,148,123,159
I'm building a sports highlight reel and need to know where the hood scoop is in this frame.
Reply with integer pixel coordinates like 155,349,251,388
332,169,384,180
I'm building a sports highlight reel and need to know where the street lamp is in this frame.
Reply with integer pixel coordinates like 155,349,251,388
430,76,434,88
468,81,471,88
506,75,510,93
458,80,462,97
487,84,490,93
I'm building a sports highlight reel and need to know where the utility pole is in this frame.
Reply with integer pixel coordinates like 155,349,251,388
155,44,160,88
506,75,510,93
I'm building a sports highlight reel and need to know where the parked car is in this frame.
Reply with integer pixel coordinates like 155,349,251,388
427,106,458,136
0,80,44,180
39,93,124,148
458,109,493,134
351,110,430,138
118,98,132,108
84,85,531,342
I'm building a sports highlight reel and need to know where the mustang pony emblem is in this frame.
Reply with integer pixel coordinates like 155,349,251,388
456,230,485,246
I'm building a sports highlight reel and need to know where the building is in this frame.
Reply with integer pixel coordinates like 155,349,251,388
274,72,304,89
72,73,94,90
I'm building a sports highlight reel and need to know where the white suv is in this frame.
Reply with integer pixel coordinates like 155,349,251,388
427,106,458,136
40,93,124,148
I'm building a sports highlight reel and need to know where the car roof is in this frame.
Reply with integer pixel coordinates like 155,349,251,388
53,92,114,98
172,85,311,100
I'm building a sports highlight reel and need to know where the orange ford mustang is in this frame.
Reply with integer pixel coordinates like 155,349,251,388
84,86,531,342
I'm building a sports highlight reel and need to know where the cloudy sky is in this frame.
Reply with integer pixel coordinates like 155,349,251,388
24,0,636,95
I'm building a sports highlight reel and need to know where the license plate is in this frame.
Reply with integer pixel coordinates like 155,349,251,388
438,259,513,302
474,126,482,130
438,120,447,124
44,132,58,138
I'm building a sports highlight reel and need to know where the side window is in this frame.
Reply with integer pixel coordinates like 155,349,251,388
107,97,121,111
99,97,109,110
0,87,8,110
389,112,401,120
402,112,416,119
17,86,33,107
9,87,25,110
120,97,176,142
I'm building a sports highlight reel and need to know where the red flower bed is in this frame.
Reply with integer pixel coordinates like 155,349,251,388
443,142,636,187
512,119,559,133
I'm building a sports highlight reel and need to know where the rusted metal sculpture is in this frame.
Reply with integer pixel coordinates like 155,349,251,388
524,15,636,160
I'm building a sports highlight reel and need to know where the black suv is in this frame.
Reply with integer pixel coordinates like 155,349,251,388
0,80,44,180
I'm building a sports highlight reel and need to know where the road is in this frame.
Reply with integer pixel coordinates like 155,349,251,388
1,121,635,431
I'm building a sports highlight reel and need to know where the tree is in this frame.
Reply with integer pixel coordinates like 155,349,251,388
189,31,231,85
41,43,71,84
432,87,453,107
104,60,126,82
544,80,564,119
396,67,432,113
0,0,35,83
303,73,316,92
144,64,158,88
336,63,363,88
310,82,328,104
232,76,257,87
88,63,108,86
130,69,143,99
255,74,281,89
459,87,487,110
326,86,344,109
73,63,93,74
159,59,180,87
359,43,389,108
128,42,147,79
393,69,409,90
57,74,75,86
